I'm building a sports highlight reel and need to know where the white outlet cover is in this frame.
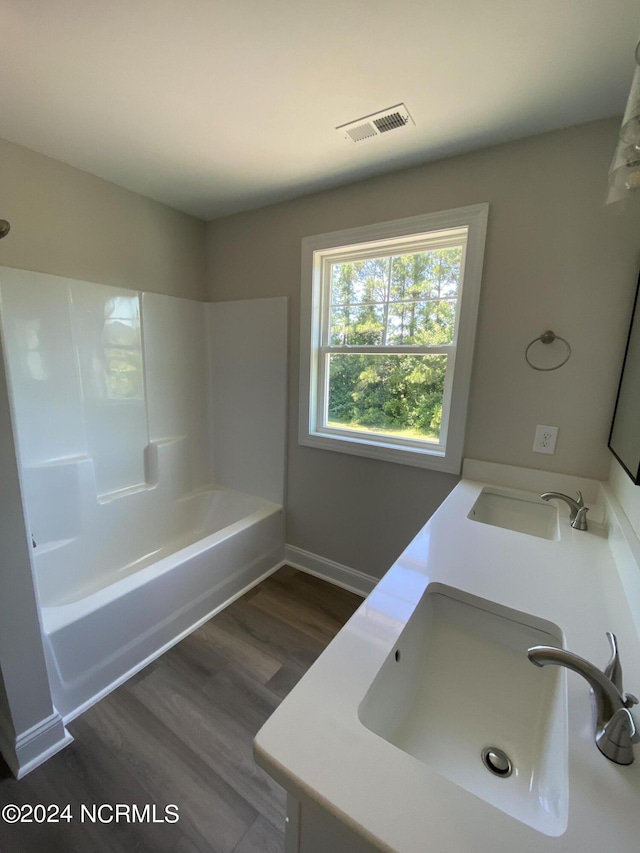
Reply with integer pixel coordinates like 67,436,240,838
533,424,559,455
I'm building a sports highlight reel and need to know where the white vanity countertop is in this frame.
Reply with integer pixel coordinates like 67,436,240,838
254,470,640,852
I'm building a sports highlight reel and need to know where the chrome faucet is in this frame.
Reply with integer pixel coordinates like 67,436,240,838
540,490,589,530
528,632,639,765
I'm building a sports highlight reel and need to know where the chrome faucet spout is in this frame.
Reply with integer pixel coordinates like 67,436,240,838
540,491,589,530
528,633,639,765
528,645,624,725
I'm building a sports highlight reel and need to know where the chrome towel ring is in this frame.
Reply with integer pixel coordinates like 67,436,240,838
525,330,571,371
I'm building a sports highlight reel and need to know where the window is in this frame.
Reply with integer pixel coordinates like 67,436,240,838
299,205,488,473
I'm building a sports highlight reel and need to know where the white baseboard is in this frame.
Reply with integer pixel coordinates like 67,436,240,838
0,709,72,779
284,545,377,597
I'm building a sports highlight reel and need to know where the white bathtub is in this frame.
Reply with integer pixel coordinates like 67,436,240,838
39,488,284,720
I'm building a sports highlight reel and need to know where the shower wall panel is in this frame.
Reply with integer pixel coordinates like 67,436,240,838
143,292,212,493
0,269,150,497
0,268,85,467
208,297,288,505
71,283,147,496
0,268,214,598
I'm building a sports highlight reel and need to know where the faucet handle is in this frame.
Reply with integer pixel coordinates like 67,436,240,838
575,490,585,508
602,633,638,709
604,632,623,693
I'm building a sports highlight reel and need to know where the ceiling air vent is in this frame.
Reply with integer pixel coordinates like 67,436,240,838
337,103,414,143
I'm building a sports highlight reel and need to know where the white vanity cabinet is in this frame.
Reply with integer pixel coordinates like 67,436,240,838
285,796,380,853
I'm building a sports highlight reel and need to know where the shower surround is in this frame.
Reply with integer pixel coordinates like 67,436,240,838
0,267,287,720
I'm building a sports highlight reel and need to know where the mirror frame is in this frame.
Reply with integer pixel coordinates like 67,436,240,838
609,268,640,484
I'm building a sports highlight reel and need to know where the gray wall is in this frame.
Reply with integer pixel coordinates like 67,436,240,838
0,136,207,297
206,118,640,579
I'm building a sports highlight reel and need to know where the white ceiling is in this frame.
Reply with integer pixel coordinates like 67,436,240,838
1,1,639,220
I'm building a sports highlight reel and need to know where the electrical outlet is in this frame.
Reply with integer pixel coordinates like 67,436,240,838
533,424,558,454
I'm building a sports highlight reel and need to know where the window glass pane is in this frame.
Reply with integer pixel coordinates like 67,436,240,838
386,300,457,345
330,303,385,345
331,258,389,305
331,247,463,308
390,248,462,301
331,299,456,346
326,353,447,442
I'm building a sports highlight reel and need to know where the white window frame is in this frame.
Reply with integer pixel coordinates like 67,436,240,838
299,204,488,473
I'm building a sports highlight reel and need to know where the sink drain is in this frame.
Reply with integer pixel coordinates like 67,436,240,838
481,747,513,778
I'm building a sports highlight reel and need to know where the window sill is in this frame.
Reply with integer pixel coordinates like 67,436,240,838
299,431,461,473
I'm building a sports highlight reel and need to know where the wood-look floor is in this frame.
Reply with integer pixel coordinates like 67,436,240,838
0,567,363,853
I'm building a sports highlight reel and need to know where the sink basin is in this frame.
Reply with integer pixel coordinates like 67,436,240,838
358,584,568,836
468,487,560,540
